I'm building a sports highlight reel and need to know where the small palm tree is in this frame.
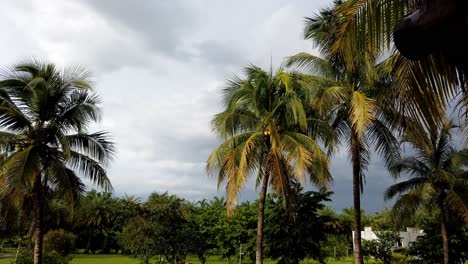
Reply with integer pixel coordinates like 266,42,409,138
0,60,114,264
207,65,332,264
76,191,114,253
386,121,468,264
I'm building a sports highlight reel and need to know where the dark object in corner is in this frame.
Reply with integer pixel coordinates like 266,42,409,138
393,0,468,64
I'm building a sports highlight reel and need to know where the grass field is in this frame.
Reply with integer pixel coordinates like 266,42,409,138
0,254,361,264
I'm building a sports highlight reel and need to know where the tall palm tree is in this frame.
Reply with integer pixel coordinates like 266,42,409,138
385,121,468,264
0,60,114,264
286,6,400,263
207,65,332,264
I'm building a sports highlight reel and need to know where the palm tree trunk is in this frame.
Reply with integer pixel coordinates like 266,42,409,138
255,173,270,264
33,174,44,264
351,131,363,264
439,200,449,264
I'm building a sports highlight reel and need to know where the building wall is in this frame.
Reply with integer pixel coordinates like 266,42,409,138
352,227,424,249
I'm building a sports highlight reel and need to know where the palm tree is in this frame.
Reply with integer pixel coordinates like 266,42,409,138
207,65,332,264
0,60,114,264
286,5,400,263
287,54,399,264
385,121,467,264
325,0,466,138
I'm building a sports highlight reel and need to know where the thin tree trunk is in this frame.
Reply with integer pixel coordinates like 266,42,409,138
85,237,91,254
15,208,24,259
439,200,449,264
255,173,270,264
33,174,44,264
351,131,363,264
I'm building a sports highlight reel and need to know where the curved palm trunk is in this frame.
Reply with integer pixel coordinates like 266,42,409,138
351,132,363,264
255,173,270,264
439,200,449,264
33,174,44,264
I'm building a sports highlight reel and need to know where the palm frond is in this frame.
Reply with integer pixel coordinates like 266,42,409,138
385,177,428,200
67,151,112,192
48,159,86,208
285,53,338,79
445,190,468,224
350,91,377,138
2,146,40,192
368,119,400,169
389,157,431,179
67,131,115,166
57,90,101,133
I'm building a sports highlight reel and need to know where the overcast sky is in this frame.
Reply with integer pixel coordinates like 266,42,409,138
0,0,400,212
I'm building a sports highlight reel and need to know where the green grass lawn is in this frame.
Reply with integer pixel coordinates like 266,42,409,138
0,254,361,264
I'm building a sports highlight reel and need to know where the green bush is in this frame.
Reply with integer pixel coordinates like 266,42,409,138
11,249,72,264
43,250,72,264
391,252,407,264
11,248,33,264
44,229,76,256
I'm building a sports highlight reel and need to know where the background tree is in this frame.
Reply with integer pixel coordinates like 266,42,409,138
407,212,468,264
264,183,333,264
386,121,468,264
361,231,400,264
207,65,332,264
121,216,154,264
0,60,115,264
146,192,196,264
231,201,257,264
74,191,114,253
192,197,226,264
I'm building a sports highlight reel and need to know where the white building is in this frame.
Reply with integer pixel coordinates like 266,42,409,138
352,226,424,249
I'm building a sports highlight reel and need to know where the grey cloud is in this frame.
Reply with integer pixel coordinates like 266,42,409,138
328,154,396,212
79,0,198,59
195,40,247,67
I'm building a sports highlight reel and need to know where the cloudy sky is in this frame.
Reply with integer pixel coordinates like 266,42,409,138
0,0,399,212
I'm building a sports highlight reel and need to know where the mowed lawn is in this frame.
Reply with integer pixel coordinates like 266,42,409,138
0,254,360,264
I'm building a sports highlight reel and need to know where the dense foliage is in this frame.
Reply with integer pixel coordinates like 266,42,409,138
406,213,468,264
43,229,76,257
264,186,332,264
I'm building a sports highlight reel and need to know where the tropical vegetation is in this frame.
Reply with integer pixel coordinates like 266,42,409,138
0,1,467,264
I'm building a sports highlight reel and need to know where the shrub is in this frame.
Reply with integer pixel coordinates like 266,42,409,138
391,252,407,264
43,229,76,256
362,232,401,264
11,248,33,264
11,249,72,264
43,250,72,264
